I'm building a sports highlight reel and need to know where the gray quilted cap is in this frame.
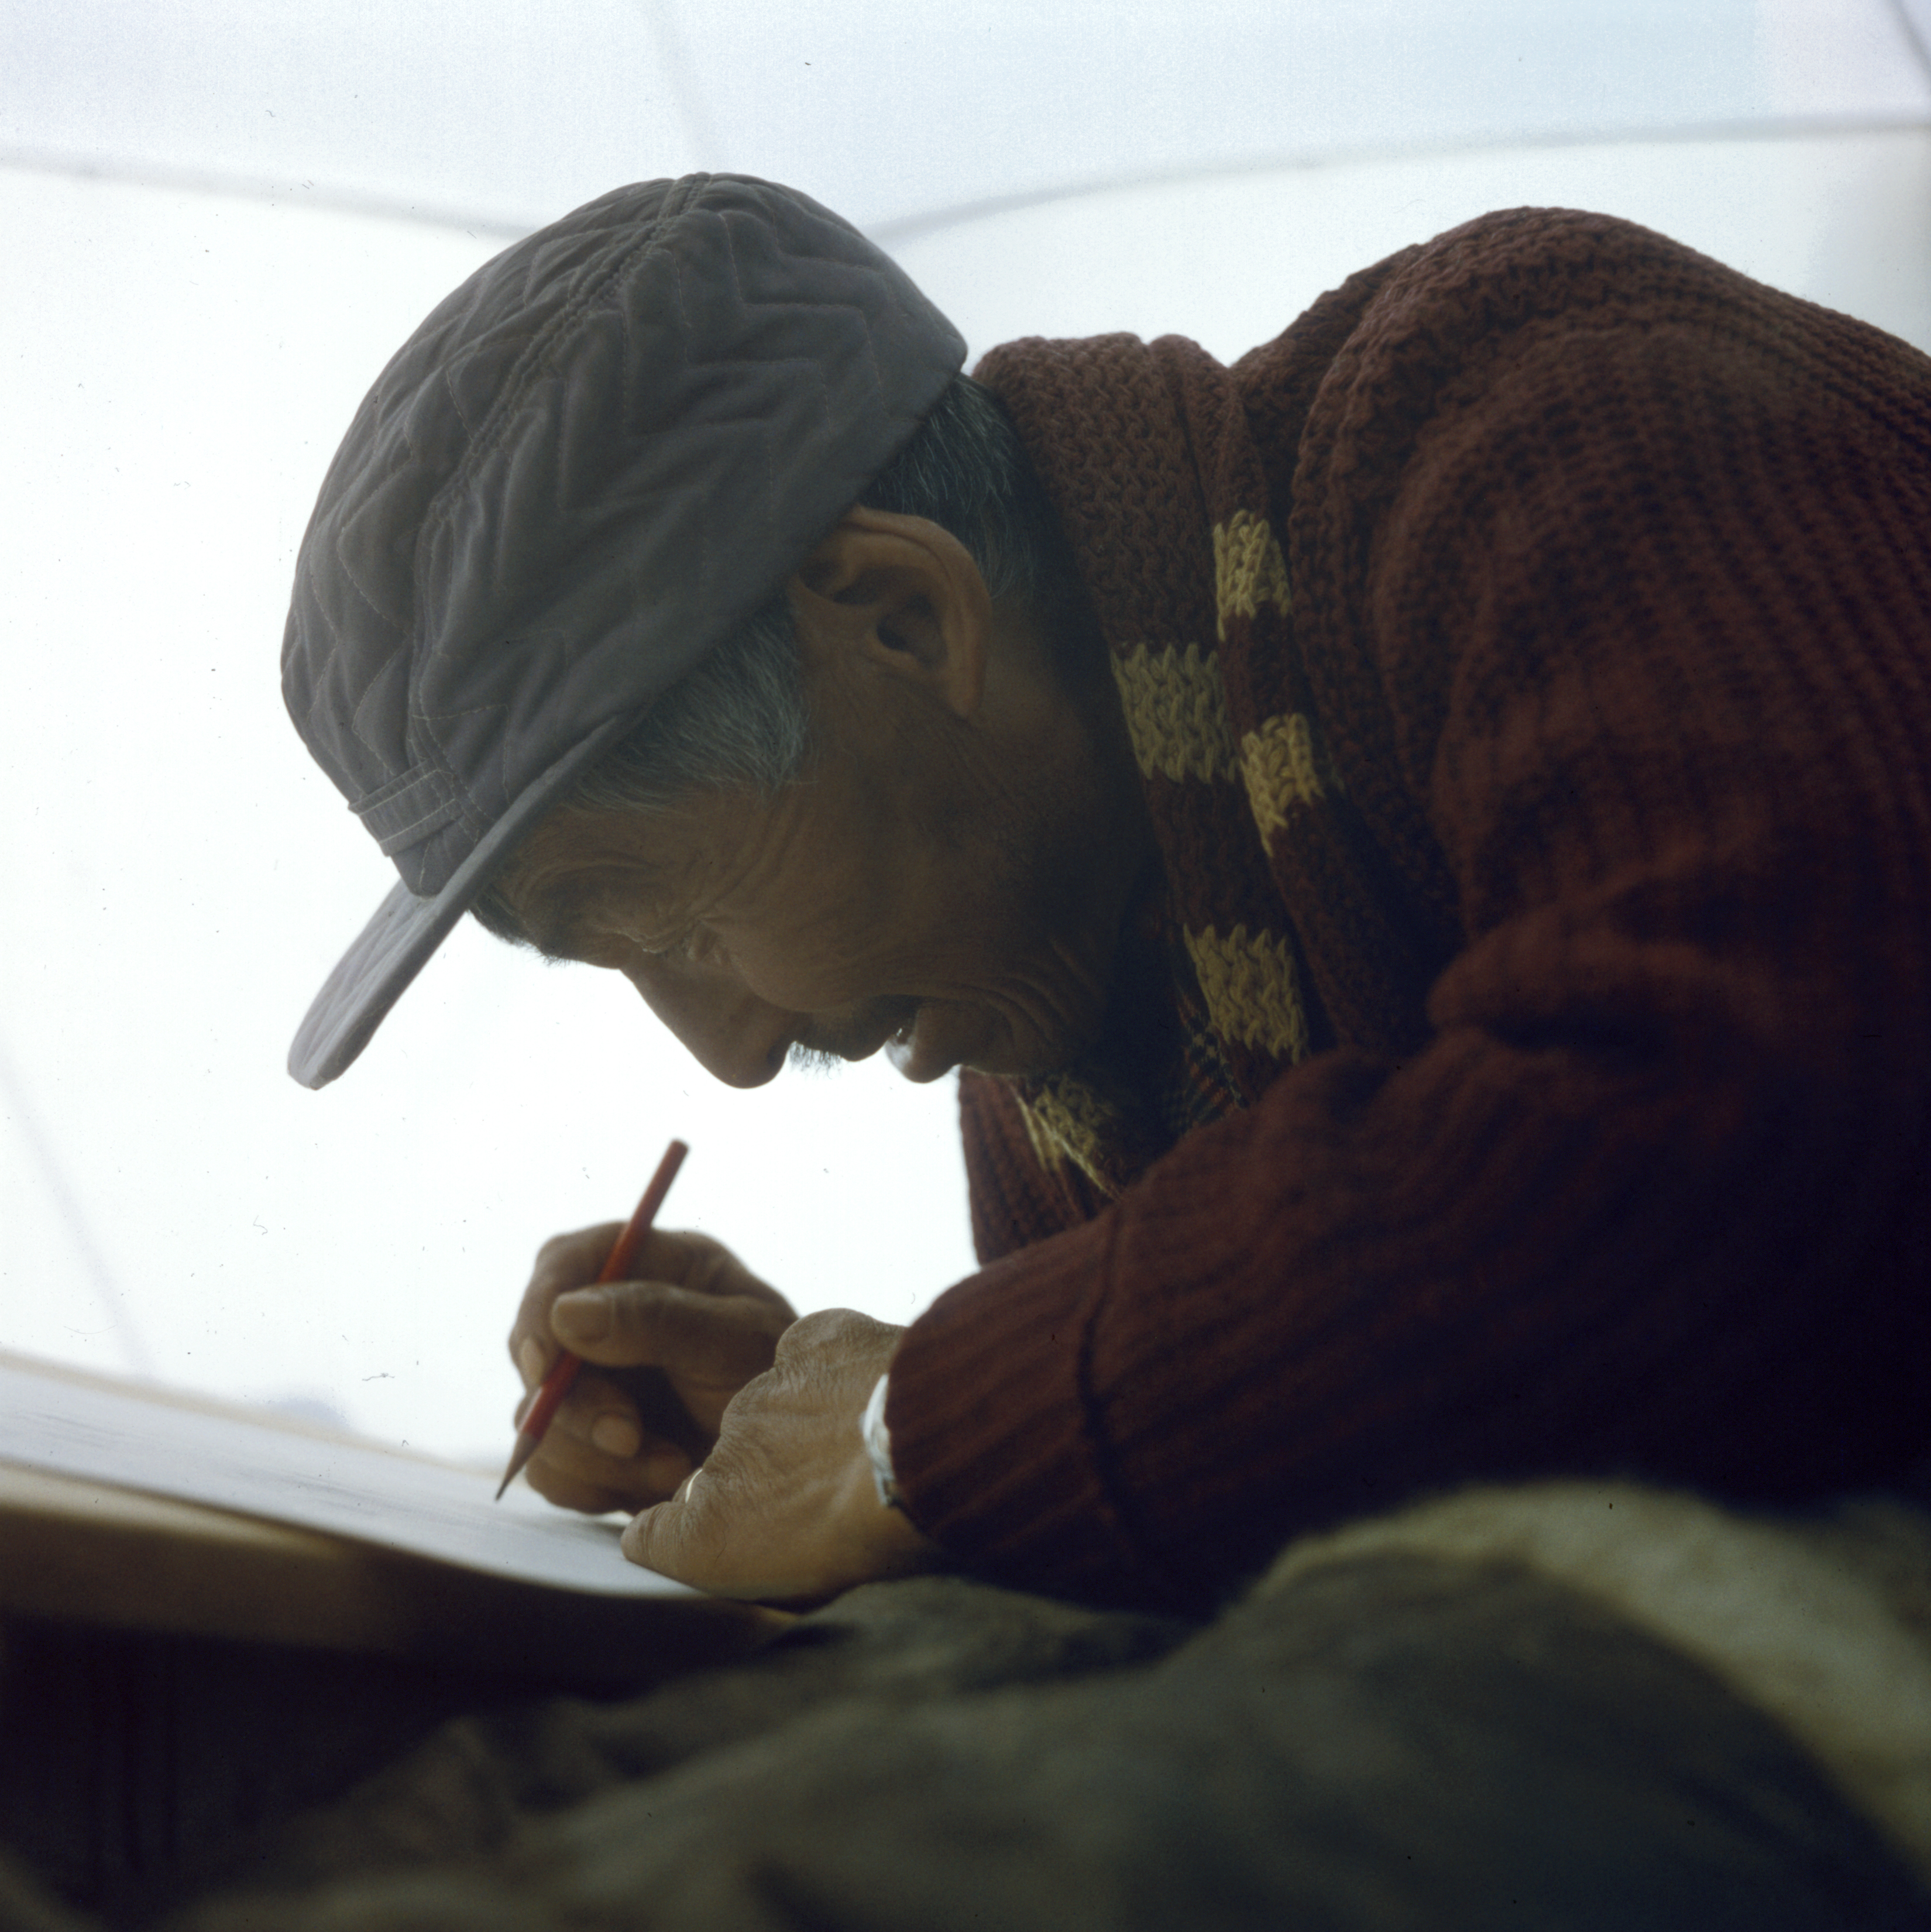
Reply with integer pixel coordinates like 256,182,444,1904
284,174,966,1089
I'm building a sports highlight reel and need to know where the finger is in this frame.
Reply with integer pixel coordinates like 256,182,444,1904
512,1226,721,1381
507,1369,688,1499
619,1469,847,1605
622,1481,708,1580
521,1382,693,1498
627,1225,714,1287
538,1376,645,1459
620,1228,798,1322
510,1221,623,1380
771,1304,898,1366
514,1366,642,1446
528,1424,695,1503
531,1224,708,1302
521,1456,632,1514
550,1281,791,1381
523,1452,684,1517
530,1363,714,1460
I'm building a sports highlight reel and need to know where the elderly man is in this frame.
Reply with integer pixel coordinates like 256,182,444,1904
286,176,1931,1629
2,167,1877,1932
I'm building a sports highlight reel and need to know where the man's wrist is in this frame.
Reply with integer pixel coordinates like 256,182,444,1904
860,1371,900,1510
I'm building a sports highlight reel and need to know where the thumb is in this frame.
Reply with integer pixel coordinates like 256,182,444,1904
554,1281,786,1380
622,1470,706,1577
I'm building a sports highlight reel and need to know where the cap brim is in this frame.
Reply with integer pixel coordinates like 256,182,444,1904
288,716,632,1089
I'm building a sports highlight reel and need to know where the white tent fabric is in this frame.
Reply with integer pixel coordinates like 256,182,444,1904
3,0,1929,1458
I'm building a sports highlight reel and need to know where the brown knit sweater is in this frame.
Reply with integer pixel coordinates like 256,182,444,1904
884,208,1931,1613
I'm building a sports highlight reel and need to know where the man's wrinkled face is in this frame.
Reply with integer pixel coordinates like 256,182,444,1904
491,508,1156,1091
496,750,1123,1089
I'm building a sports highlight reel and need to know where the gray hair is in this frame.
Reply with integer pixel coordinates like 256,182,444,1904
473,373,1073,940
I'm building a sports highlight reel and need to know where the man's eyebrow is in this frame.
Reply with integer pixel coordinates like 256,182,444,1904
523,875,676,964
481,875,586,962
521,902,592,964
494,848,683,961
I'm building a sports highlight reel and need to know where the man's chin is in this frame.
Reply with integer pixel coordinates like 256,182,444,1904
884,1029,953,1084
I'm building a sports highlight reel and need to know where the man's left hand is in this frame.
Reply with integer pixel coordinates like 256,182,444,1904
623,1308,944,1603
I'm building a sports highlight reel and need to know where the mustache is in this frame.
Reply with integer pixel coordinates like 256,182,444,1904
787,1043,846,1075
788,996,920,1072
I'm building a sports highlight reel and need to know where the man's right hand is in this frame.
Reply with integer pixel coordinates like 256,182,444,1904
507,1225,796,1515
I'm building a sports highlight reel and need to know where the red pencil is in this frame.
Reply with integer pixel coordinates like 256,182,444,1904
494,1138,690,1501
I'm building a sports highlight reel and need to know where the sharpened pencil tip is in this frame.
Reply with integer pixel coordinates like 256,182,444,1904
494,1432,536,1501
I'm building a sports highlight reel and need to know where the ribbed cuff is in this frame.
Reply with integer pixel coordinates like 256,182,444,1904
885,1212,1168,1606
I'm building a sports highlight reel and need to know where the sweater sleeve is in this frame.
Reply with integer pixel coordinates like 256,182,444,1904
889,269,1931,1611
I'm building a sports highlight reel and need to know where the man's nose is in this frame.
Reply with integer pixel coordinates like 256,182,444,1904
622,960,795,1089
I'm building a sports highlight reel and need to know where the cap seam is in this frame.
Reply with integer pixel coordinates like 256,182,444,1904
410,182,705,813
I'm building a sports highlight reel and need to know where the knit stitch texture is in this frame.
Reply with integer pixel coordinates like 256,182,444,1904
886,208,1931,1611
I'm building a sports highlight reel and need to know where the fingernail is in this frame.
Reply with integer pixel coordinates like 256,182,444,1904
552,1291,610,1343
592,1414,641,1457
518,1338,546,1386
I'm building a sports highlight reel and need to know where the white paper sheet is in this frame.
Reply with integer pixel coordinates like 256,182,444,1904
0,1352,690,1598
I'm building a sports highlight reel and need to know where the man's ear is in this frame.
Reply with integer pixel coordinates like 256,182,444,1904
788,507,991,720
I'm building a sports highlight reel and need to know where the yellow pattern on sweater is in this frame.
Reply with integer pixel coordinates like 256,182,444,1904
1213,510,1292,641
1240,710,1339,840
1111,644,1239,783
1016,1078,1121,1197
1184,925,1311,1064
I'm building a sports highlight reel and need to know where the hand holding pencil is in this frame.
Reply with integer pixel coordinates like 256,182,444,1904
497,1138,692,1498
501,1144,798,1514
